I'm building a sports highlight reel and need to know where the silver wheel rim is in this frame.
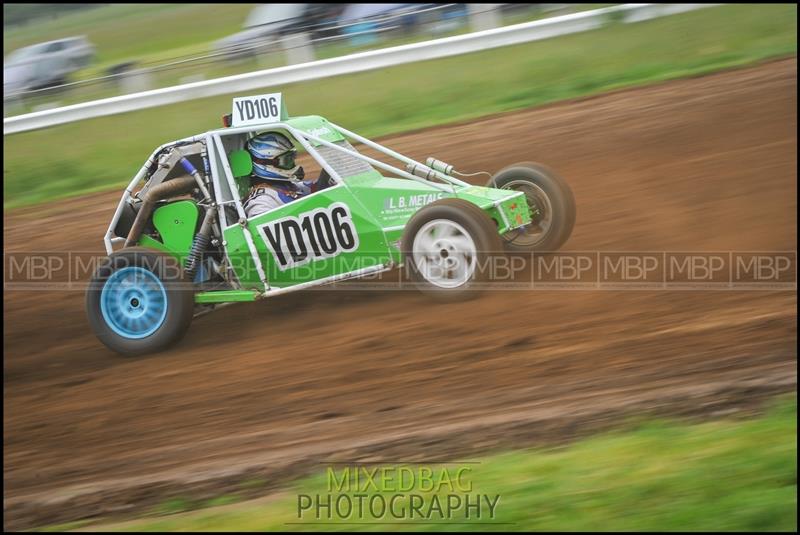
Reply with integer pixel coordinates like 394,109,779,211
500,180,553,247
412,219,477,289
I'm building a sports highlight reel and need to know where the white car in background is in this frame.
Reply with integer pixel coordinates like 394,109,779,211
213,4,343,60
4,36,95,98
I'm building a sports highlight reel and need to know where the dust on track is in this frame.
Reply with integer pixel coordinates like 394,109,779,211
3,58,797,530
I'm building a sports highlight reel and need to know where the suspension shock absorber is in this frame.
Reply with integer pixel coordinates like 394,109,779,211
179,156,212,201
185,207,217,281
425,157,454,175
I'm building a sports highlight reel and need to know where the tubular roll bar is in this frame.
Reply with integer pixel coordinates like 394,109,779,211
103,120,479,293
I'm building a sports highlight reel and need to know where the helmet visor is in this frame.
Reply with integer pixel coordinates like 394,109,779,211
252,150,296,171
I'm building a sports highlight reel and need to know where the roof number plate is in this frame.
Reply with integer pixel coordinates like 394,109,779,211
231,93,282,127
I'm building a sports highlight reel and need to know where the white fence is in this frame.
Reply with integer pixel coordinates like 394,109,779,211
3,4,716,135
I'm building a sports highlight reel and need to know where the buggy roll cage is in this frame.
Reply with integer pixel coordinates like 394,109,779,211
104,119,474,256
102,119,524,295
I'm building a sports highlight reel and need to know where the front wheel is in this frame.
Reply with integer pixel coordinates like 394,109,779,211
488,162,576,252
402,198,502,301
85,247,194,356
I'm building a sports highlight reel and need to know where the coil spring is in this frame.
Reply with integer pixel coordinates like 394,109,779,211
185,233,210,280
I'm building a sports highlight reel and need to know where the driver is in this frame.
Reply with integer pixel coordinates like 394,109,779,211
242,131,330,218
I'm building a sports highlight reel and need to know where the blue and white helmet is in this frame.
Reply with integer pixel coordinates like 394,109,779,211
247,131,300,182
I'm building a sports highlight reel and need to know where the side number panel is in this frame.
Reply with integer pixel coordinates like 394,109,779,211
256,202,359,271
240,187,391,288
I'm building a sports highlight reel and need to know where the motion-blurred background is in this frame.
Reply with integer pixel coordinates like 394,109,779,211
3,3,589,113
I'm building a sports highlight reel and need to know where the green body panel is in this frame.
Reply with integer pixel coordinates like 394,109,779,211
194,290,258,303
224,180,391,289
126,114,531,301
461,185,532,232
285,115,345,146
229,149,253,177
222,225,262,290
138,234,172,256
229,149,253,199
137,200,200,265
209,113,530,294
345,175,530,233
222,170,530,291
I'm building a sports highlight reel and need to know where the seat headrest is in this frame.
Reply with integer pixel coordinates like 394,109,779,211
229,149,253,178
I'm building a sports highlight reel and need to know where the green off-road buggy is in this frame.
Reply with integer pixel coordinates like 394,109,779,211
87,93,575,355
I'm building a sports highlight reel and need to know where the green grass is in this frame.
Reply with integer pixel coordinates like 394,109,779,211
68,395,797,531
3,4,797,210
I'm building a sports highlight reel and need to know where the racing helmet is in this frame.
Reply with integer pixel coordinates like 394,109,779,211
246,131,301,182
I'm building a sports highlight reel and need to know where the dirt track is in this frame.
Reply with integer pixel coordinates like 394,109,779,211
3,58,797,529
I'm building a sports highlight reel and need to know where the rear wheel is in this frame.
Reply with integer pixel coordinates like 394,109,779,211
488,162,575,252
402,198,502,301
86,247,194,356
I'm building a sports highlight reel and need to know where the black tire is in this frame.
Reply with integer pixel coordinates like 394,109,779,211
85,247,194,357
487,162,576,252
402,198,503,301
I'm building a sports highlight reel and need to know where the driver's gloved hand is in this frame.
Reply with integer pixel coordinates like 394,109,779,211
316,169,332,189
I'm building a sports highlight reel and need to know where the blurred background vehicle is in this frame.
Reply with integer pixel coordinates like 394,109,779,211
334,3,472,45
3,35,94,98
337,3,416,45
213,3,347,60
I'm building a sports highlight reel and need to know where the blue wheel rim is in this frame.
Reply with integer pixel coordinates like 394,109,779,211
100,266,168,339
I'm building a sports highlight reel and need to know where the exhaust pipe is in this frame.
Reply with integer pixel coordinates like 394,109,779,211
124,174,196,248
